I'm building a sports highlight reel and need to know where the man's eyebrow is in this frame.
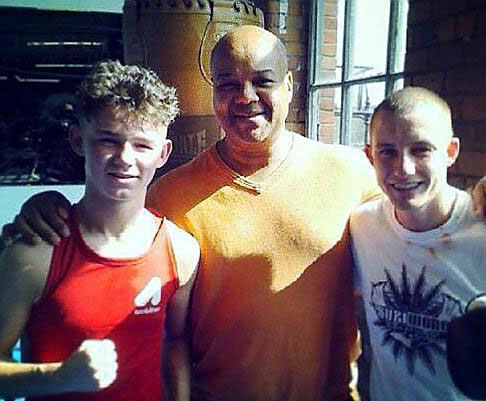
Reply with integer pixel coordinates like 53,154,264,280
96,129,118,135
214,72,236,79
215,69,276,78
412,141,434,146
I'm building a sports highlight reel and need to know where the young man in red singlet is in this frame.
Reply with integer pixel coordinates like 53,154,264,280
0,60,199,401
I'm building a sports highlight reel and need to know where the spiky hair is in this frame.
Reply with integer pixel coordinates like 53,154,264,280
78,60,179,127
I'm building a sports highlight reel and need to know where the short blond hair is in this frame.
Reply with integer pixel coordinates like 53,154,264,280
370,86,453,140
78,60,179,128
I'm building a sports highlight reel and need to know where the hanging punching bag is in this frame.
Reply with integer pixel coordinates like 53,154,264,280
123,0,264,168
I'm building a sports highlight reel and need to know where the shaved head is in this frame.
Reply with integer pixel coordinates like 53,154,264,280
370,87,454,142
210,25,288,80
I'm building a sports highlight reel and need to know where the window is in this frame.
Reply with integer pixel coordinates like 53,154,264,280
306,0,409,146
0,7,122,185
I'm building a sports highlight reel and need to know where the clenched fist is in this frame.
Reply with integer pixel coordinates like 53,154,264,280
56,339,118,393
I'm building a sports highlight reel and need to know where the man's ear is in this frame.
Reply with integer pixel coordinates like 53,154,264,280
365,143,374,165
156,139,173,169
447,137,460,167
69,124,84,156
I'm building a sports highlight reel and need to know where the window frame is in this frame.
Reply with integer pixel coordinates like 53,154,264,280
306,0,409,145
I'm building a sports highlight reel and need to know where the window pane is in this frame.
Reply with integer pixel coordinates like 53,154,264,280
348,81,386,147
349,0,390,80
317,86,341,144
387,77,405,96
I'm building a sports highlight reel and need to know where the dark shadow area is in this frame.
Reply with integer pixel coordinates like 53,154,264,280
0,6,122,185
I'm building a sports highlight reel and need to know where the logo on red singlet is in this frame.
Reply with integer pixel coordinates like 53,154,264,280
134,277,162,315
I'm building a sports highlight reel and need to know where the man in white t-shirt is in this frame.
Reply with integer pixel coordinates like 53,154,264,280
351,86,486,401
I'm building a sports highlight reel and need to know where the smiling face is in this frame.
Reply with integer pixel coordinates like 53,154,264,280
71,105,172,203
211,26,293,143
368,104,459,226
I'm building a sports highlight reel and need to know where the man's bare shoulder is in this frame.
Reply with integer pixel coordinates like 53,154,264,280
0,240,53,294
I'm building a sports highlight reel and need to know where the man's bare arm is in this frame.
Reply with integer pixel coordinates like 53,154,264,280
0,242,117,398
164,222,200,401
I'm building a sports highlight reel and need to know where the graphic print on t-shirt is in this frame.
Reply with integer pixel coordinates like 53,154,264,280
370,264,463,375
134,276,162,315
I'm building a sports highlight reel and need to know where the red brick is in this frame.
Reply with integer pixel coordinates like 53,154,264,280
429,41,463,68
267,0,306,16
469,122,486,152
454,121,486,153
324,16,337,30
288,3,303,16
285,18,305,31
288,107,300,121
324,3,338,17
319,122,337,137
319,110,336,124
296,57,306,71
407,26,415,48
454,151,486,176
285,25,305,37
323,29,337,44
280,30,305,42
437,17,456,42
412,72,445,93
448,174,467,189
462,95,486,120
405,48,428,72
319,123,339,143
446,95,464,121
469,0,486,7
320,70,339,82
413,23,436,47
267,1,281,13
409,0,432,24
432,0,467,19
320,87,335,97
319,96,334,110
321,55,336,70
478,10,486,35
446,66,486,95
286,41,306,56
456,12,476,38
291,69,306,82
465,37,486,63
322,43,337,57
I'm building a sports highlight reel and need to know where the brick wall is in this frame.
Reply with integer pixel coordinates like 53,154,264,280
406,0,486,187
263,0,309,135
318,1,339,144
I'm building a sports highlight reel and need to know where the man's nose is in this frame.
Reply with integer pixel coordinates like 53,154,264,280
396,153,416,176
236,82,259,103
116,143,135,165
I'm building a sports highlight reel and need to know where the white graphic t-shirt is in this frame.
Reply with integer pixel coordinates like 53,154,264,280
350,188,486,401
